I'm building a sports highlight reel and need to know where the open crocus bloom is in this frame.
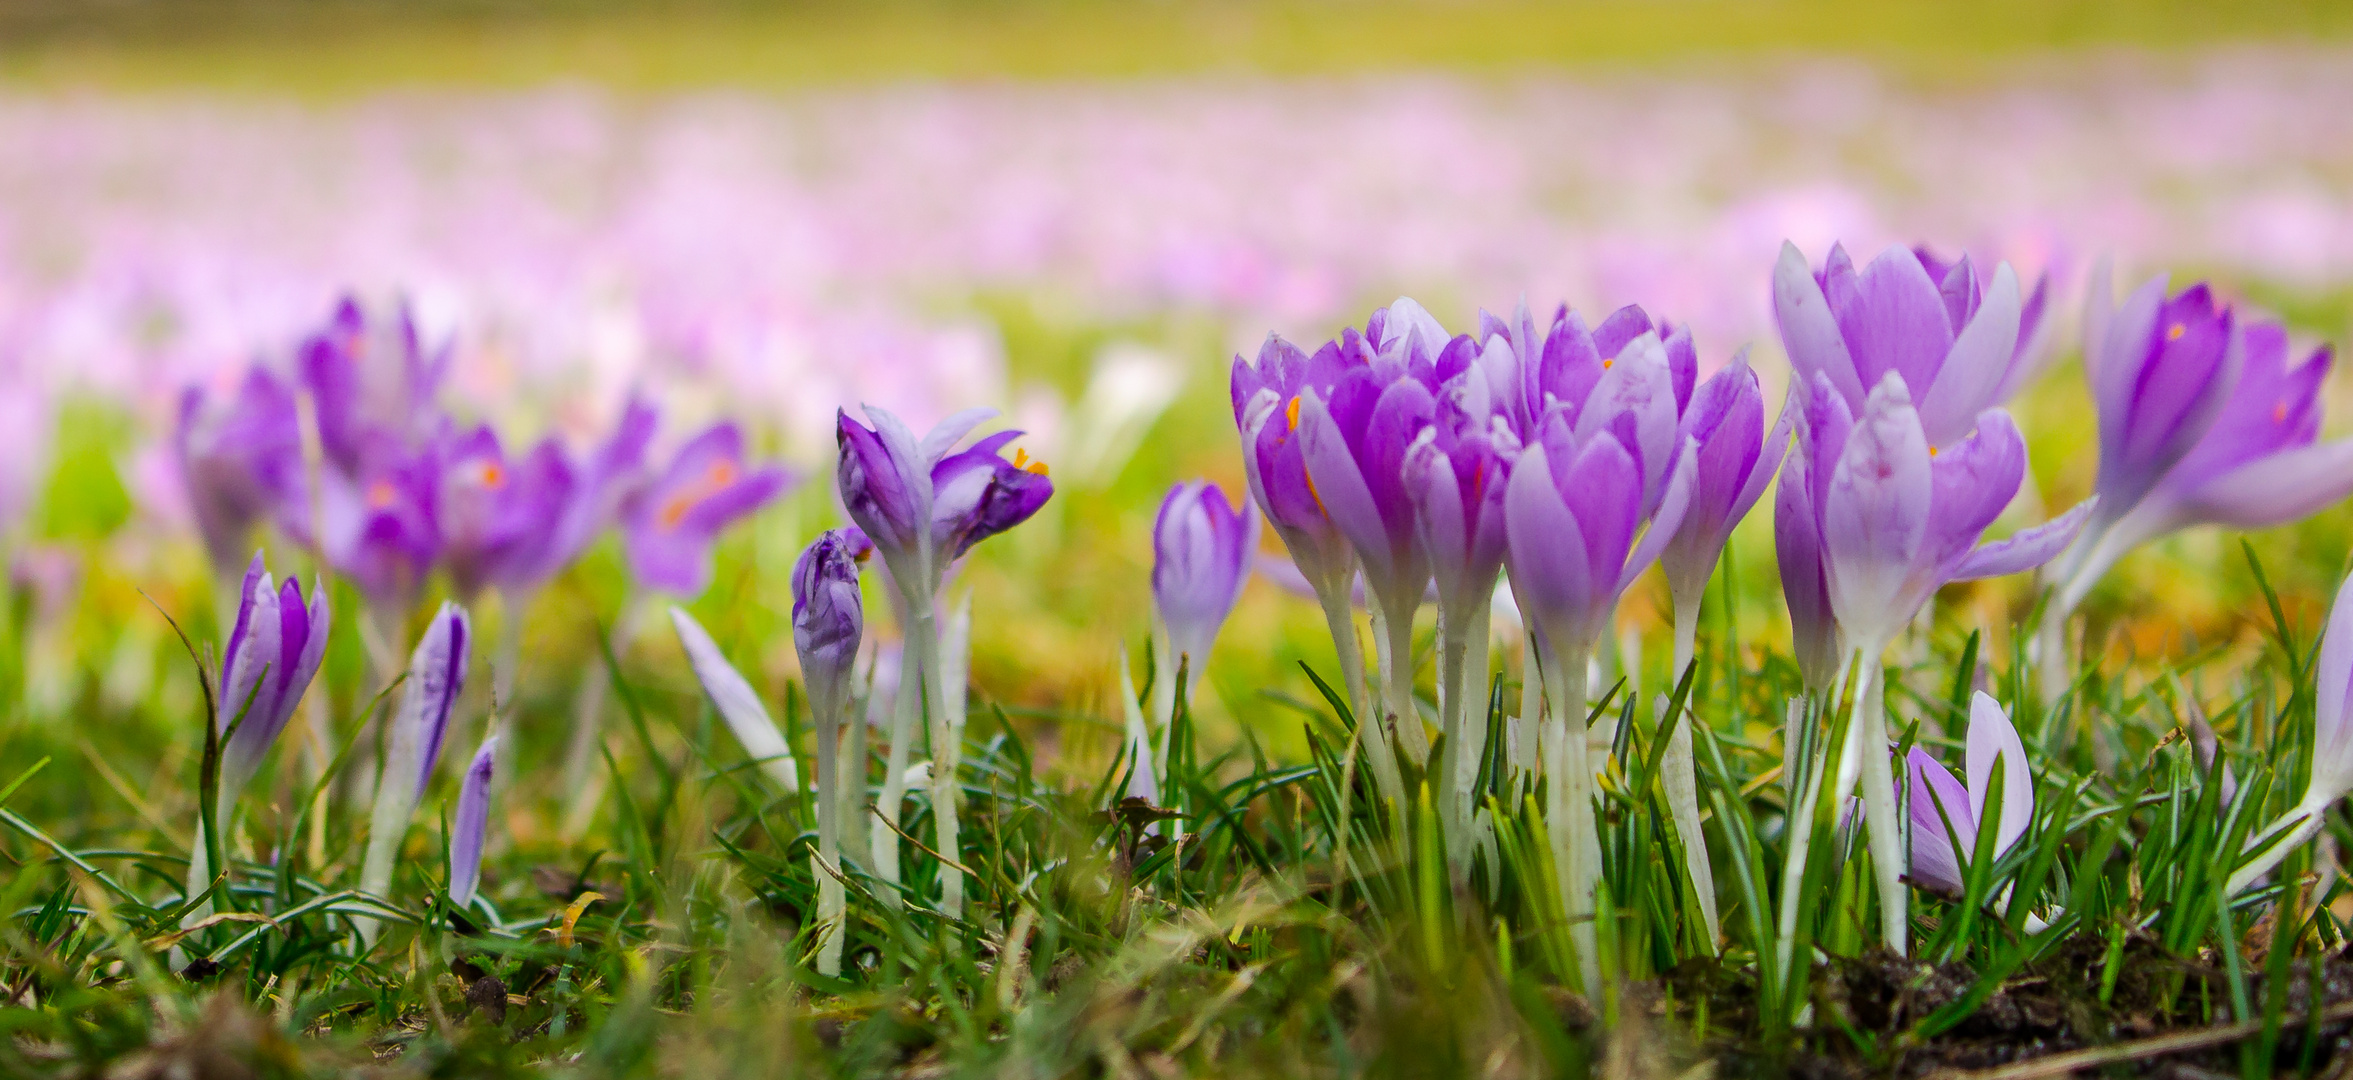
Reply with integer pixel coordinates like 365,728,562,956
1774,241,2026,450
1910,244,2055,404
1906,692,2035,896
2053,268,2353,616
837,405,1052,602
1785,371,2093,656
622,422,795,597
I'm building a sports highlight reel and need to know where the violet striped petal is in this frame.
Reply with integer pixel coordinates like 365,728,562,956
448,735,498,908
1963,692,2033,859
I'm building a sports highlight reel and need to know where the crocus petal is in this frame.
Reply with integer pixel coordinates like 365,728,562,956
1950,498,2097,581
1905,746,1973,896
1964,692,2034,859
1298,389,1398,581
2178,438,2353,530
1822,374,1932,651
792,529,867,714
1153,481,1257,672
1575,334,1679,513
1502,445,1593,648
1921,410,2026,574
2312,572,2353,800
1775,450,1840,689
672,606,800,792
448,735,497,908
218,554,281,740
1775,241,1868,412
919,408,1000,464
1839,246,1956,400
1619,436,1698,595
1918,262,2022,448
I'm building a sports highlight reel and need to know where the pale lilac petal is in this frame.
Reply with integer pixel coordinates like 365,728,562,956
1822,374,1932,650
1839,246,1955,398
1774,241,1867,409
1964,692,2033,859
1297,389,1395,576
918,408,1000,464
2178,438,2353,530
1950,498,2097,581
1917,263,2022,448
672,607,800,792
1906,747,1973,895
2314,572,2353,794
448,735,498,908
1502,446,1593,648
1620,436,1698,595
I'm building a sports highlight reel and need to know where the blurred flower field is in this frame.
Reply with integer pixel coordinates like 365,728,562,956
6,5,2353,1076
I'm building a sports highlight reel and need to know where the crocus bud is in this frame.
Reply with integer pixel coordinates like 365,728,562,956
361,601,470,908
671,607,800,792
1657,355,1789,618
792,528,870,715
448,735,498,909
622,422,795,597
216,551,331,809
1150,482,1257,682
1904,692,2033,896
1502,423,1696,660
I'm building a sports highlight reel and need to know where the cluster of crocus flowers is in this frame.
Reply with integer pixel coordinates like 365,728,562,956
1772,242,2092,955
836,405,1052,917
185,552,330,920
177,297,795,658
1236,294,1771,988
2040,265,2353,698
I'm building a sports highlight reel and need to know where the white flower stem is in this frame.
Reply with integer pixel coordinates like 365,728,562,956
911,603,965,920
1435,603,1488,886
813,681,846,977
1850,654,1909,953
1514,631,1543,781
1378,599,1431,769
1666,608,1720,952
1322,588,1403,811
2229,801,2332,897
1539,642,1601,994
872,620,923,908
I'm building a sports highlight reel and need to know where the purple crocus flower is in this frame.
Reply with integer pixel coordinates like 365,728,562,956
2051,268,2353,620
794,527,871,714
361,601,470,910
296,296,451,472
1657,353,1791,628
1502,413,1695,993
1773,442,1842,690
216,551,331,809
447,735,498,909
175,372,304,576
438,426,577,599
1798,372,2093,657
1151,481,1258,687
790,526,868,977
836,406,1052,598
1295,345,1440,765
834,405,1049,919
1911,244,2055,403
620,422,795,597
1475,300,1696,446
1774,242,2028,450
1903,692,2034,897
1776,369,2089,955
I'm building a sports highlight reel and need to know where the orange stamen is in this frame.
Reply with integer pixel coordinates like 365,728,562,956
1285,395,1302,432
2274,401,2290,424
366,480,398,509
2166,323,2186,342
476,461,505,488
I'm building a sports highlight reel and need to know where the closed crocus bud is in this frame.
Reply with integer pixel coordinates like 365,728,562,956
1773,443,1841,691
671,607,800,792
447,736,498,910
1232,336,1357,595
1904,692,2034,897
1503,422,1696,663
622,422,795,597
1774,241,2027,449
360,601,470,911
216,552,331,810
1658,353,1791,621
1151,482,1257,684
793,527,871,714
